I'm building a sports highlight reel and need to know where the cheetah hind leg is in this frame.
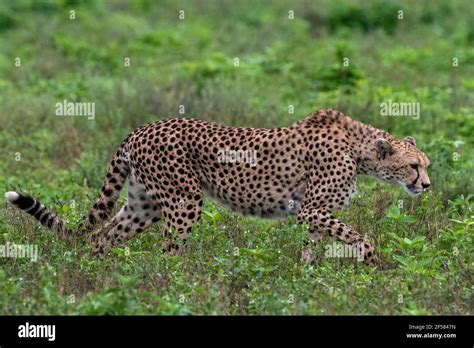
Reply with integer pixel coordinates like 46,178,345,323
93,205,160,258
90,203,131,256
152,186,203,256
92,173,161,258
157,198,202,257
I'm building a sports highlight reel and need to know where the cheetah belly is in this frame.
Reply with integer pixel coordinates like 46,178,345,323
202,180,307,219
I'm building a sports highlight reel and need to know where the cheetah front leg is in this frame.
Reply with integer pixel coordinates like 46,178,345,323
297,208,379,266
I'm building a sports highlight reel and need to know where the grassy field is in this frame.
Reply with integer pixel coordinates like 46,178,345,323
0,0,472,315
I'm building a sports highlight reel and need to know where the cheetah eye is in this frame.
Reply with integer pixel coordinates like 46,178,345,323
410,164,418,169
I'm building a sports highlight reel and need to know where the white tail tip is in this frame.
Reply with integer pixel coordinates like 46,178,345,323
5,191,20,202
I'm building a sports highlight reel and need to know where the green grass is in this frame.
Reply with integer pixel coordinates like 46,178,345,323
0,0,473,315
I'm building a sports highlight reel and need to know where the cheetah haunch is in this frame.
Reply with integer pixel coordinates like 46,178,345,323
5,109,431,265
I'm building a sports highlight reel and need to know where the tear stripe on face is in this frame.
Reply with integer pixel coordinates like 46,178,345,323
408,166,420,189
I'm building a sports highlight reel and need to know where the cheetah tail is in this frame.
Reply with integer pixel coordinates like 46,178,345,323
4,142,130,238
4,191,74,238
80,143,130,233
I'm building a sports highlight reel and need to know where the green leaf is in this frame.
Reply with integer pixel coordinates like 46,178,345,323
386,204,401,219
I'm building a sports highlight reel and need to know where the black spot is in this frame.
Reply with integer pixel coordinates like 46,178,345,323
103,189,114,197
88,214,96,225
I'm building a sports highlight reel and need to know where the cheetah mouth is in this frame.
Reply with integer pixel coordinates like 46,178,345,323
404,185,423,196
408,189,423,196
397,181,423,196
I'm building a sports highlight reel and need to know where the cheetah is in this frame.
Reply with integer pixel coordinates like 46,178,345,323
5,109,431,265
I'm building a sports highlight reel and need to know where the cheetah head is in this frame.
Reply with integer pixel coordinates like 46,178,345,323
374,136,431,196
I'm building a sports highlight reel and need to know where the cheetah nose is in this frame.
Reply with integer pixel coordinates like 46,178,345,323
422,182,430,190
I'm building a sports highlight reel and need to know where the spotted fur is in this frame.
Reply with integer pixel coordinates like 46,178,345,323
5,109,431,265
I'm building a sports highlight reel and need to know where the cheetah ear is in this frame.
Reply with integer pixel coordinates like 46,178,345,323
404,136,416,146
375,138,393,159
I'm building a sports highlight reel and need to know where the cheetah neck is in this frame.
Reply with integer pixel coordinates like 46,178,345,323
332,115,394,175
302,110,395,175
